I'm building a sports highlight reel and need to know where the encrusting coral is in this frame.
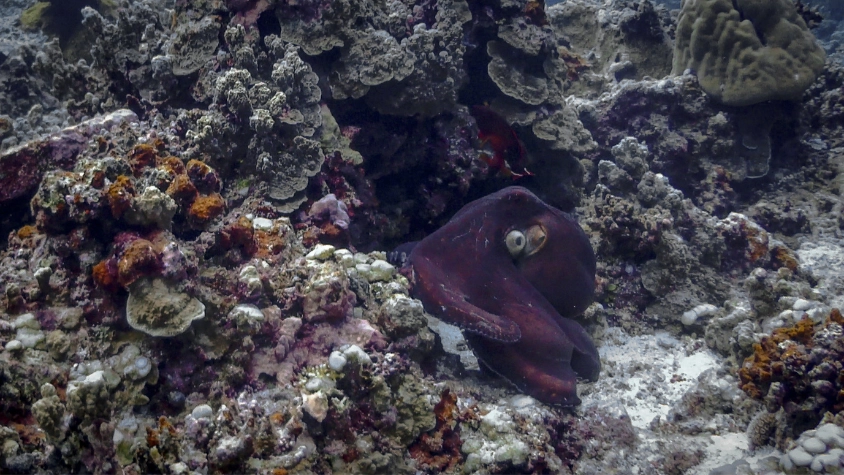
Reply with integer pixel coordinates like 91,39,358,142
125,277,206,337
739,308,844,433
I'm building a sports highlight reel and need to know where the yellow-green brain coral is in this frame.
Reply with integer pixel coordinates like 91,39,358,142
672,0,826,106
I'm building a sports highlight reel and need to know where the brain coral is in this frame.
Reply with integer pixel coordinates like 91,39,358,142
672,0,826,106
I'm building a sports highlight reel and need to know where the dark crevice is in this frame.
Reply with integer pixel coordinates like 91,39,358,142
256,8,281,38
0,195,32,250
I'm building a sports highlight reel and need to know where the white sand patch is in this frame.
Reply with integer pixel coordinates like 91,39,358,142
581,327,790,473
690,433,783,475
583,328,718,429
693,433,750,474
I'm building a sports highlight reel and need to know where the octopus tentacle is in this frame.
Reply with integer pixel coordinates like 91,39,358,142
412,255,521,342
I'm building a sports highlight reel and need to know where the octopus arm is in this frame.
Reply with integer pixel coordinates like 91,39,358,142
412,255,521,342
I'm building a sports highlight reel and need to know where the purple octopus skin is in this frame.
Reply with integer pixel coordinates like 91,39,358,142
406,186,600,406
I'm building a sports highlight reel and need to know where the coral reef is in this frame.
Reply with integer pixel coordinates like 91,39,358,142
0,0,844,472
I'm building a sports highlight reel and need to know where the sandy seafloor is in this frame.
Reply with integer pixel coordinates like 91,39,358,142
1,0,844,473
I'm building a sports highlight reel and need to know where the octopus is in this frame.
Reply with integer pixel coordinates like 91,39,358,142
404,186,600,406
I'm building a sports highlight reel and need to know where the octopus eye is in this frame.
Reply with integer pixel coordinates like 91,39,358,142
524,225,547,256
505,229,526,256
